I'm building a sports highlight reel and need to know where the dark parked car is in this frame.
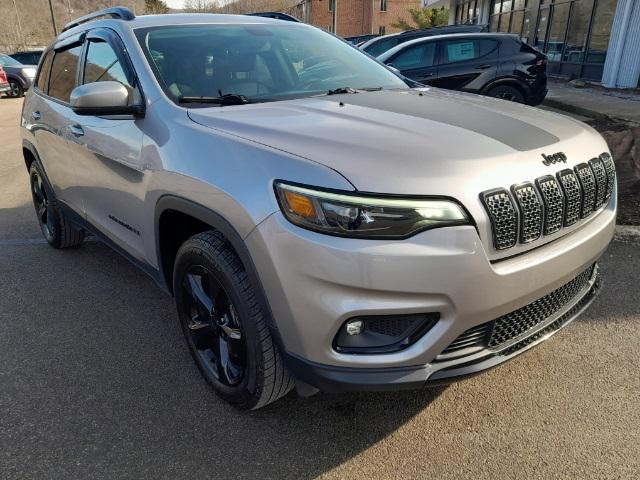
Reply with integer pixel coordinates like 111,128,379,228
9,50,44,66
344,34,379,45
0,54,37,98
360,24,488,57
378,33,548,105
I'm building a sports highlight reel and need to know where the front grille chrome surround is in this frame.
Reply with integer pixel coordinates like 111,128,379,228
480,153,615,251
480,188,518,250
588,157,607,208
535,175,564,235
511,182,543,243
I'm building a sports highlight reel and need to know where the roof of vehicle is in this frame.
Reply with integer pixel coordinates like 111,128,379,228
59,11,303,42
360,24,488,50
377,32,519,60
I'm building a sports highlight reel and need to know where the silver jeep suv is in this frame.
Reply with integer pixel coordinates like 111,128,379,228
21,8,616,409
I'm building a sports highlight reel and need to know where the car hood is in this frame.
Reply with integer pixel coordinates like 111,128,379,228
187,88,606,196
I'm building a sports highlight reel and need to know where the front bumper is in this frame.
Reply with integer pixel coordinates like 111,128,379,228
245,195,615,391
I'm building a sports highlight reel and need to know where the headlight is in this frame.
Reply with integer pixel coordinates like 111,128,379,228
22,67,37,78
274,181,470,239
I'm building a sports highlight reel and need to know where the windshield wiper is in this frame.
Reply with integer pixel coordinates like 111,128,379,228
178,93,250,105
325,86,384,95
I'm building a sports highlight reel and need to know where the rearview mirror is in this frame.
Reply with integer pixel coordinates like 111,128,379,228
70,81,142,116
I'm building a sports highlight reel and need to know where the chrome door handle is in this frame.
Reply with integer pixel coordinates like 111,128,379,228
69,124,84,137
31,111,41,121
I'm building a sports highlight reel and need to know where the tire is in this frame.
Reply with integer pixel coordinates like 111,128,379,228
7,80,24,98
173,230,294,410
29,163,85,248
486,85,525,104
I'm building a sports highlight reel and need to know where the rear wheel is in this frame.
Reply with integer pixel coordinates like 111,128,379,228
7,81,23,98
173,231,294,409
486,85,525,104
29,163,85,248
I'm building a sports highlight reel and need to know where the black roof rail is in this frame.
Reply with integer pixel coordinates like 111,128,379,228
62,6,135,33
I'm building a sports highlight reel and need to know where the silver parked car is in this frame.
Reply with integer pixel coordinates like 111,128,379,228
21,8,616,409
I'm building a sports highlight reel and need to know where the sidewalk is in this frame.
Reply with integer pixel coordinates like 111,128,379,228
542,79,640,225
544,79,640,125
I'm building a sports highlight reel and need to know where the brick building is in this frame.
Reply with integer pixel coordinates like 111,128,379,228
306,0,423,37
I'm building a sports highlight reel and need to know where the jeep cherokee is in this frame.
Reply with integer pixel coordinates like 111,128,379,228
21,8,616,409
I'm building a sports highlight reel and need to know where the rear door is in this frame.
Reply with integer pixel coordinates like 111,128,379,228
432,37,499,92
66,28,147,260
29,40,85,214
387,40,438,85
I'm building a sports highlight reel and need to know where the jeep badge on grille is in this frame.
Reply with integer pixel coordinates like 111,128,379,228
541,152,567,165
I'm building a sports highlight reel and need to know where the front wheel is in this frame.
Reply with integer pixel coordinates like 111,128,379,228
173,231,294,409
486,85,525,104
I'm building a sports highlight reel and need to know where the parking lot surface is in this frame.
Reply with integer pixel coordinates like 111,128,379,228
1,97,639,479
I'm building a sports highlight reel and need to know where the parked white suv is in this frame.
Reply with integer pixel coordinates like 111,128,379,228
21,8,616,409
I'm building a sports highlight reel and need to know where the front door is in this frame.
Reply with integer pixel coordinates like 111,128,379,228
66,29,147,261
389,41,439,85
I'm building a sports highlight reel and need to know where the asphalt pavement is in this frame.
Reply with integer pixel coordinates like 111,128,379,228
1,97,639,479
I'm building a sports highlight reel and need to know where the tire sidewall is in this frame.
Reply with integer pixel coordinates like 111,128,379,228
173,242,263,408
488,85,525,103
29,164,57,245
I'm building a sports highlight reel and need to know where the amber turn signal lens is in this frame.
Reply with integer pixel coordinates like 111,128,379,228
284,190,316,218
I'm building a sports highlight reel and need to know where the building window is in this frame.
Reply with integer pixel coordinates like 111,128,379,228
455,0,478,24
380,0,387,12
488,0,530,38
378,25,386,35
328,0,335,12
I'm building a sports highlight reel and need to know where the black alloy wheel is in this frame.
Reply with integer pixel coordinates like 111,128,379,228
7,81,24,98
30,168,55,243
181,265,246,387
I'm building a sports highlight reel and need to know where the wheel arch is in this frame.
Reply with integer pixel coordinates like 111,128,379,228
480,78,530,100
154,194,285,346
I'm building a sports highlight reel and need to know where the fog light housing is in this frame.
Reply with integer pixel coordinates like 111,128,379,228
333,313,439,354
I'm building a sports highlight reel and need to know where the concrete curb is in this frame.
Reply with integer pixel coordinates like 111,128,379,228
543,98,640,127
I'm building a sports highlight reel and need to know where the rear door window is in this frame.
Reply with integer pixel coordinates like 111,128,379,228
441,39,498,64
36,50,54,94
48,45,82,103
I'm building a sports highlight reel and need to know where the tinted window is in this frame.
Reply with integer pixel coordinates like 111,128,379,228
48,45,82,102
364,37,399,57
83,39,139,104
0,54,22,67
441,39,498,64
36,50,54,93
391,42,436,70
84,40,130,85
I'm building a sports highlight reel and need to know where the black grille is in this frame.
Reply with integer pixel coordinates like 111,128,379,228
589,157,607,208
600,153,616,200
574,163,596,218
439,265,595,357
488,266,593,348
481,153,615,251
536,175,564,235
512,183,543,243
366,316,420,337
481,189,518,250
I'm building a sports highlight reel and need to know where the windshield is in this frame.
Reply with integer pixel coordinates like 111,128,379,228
135,23,407,104
0,55,22,67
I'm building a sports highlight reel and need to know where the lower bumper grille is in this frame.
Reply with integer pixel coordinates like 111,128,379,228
438,264,596,360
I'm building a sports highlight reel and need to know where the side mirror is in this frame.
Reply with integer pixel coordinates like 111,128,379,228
70,81,142,116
